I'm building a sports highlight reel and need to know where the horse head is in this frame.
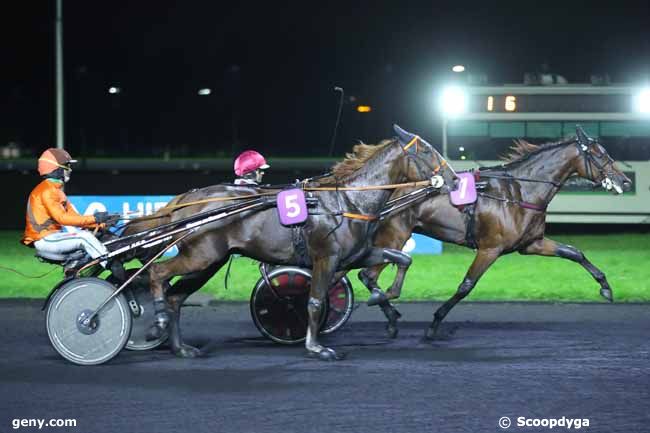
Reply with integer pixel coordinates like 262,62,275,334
574,126,632,194
393,124,458,189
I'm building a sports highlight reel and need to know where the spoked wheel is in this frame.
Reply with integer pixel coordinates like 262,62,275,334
250,267,354,344
107,269,168,351
321,276,354,335
46,277,132,365
250,268,323,344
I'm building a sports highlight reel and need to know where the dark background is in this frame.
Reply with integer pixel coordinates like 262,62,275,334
1,1,649,158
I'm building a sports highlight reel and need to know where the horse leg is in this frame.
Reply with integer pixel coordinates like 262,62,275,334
357,247,411,337
520,237,614,302
358,264,402,338
306,256,343,361
359,248,412,306
147,239,226,357
425,248,500,339
164,263,223,358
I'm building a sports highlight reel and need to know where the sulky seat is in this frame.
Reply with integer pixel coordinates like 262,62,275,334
35,250,85,265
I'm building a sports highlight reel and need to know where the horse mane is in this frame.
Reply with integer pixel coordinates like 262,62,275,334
489,136,576,168
316,139,394,184
500,139,541,163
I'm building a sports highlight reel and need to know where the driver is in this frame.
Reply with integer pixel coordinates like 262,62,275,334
21,148,113,268
233,150,270,185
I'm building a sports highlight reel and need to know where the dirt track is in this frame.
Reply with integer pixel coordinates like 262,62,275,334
1,300,648,433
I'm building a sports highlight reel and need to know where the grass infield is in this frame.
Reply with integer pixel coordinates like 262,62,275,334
1,231,648,302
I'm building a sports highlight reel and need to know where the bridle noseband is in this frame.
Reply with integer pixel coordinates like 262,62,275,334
576,137,617,185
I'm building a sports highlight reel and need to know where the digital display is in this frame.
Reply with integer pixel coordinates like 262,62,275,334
470,94,633,113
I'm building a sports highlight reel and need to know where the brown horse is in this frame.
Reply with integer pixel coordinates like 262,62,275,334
359,126,632,339
122,125,456,360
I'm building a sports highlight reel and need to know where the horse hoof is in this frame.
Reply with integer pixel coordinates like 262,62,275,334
424,327,436,340
173,345,201,358
307,348,345,361
146,325,164,342
386,325,398,339
367,289,388,306
600,287,614,302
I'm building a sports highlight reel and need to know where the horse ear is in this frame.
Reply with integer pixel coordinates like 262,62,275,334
393,124,415,146
575,125,591,145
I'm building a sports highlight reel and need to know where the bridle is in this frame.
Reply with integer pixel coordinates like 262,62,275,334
576,136,618,186
400,135,449,185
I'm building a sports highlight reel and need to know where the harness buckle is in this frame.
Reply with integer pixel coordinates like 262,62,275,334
430,175,444,189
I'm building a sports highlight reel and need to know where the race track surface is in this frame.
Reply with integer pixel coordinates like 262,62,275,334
1,300,649,433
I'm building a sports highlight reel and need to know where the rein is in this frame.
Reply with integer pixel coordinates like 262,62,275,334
475,171,562,188
124,178,436,223
147,179,436,215
471,144,573,212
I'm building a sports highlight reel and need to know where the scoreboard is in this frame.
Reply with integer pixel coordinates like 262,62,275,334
452,85,649,121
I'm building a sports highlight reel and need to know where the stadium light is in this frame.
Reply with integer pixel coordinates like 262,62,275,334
452,65,465,73
439,86,467,117
357,105,372,113
633,88,650,114
108,86,121,94
198,88,212,96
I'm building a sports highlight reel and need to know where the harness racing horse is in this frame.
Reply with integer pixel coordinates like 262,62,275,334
123,125,456,360
358,126,632,339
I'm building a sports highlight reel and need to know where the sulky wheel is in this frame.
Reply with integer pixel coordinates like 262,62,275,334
46,277,132,365
250,267,324,344
107,269,168,351
321,275,354,335
250,267,354,344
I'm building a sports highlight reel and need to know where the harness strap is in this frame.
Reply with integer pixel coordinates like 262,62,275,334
433,159,447,175
463,203,478,249
402,135,419,151
478,192,547,211
341,212,377,221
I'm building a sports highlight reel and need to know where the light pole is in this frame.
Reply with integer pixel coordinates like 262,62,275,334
441,117,448,158
55,0,64,149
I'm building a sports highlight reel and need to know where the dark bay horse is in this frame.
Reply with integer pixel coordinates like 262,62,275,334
123,125,456,360
359,127,632,339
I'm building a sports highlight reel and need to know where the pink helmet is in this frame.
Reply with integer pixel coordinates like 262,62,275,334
234,150,269,176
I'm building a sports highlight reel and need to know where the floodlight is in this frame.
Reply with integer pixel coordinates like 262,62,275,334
439,86,467,117
198,88,212,96
633,88,650,114
452,65,465,73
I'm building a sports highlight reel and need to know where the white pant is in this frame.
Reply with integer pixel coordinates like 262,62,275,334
34,228,108,261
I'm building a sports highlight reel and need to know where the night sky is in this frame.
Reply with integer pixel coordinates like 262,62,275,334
2,1,649,158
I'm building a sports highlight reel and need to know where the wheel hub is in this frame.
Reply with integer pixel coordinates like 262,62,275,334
76,309,99,335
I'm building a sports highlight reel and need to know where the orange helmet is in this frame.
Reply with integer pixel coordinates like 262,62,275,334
38,148,77,176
